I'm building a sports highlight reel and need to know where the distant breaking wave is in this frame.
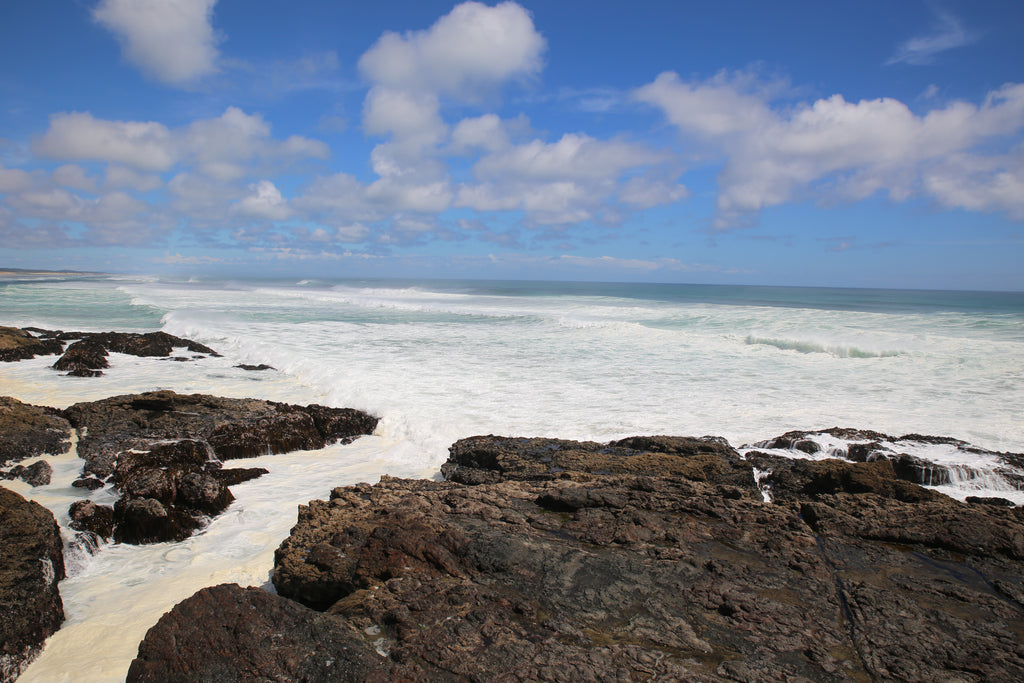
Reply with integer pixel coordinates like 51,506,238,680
744,335,902,358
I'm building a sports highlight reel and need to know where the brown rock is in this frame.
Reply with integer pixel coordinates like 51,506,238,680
0,487,65,681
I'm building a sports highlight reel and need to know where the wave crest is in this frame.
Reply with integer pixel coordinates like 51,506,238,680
744,336,901,358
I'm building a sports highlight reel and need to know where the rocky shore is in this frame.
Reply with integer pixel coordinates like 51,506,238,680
127,434,1024,682
3,325,1024,681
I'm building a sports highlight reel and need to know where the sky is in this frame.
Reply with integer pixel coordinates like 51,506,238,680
1,0,1023,290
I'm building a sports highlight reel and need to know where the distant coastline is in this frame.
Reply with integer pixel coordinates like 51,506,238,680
0,267,107,277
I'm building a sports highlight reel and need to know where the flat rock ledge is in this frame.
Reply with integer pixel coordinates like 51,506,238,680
131,434,1024,682
61,390,380,545
0,488,65,683
0,326,219,376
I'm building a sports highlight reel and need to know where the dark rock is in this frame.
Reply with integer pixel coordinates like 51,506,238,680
133,430,1024,682
113,497,202,545
68,500,116,541
3,327,221,377
52,338,109,376
235,363,275,371
64,391,379,469
443,433,747,485
0,487,65,681
72,477,105,491
266,464,1024,682
0,397,72,467
967,496,1017,507
211,467,269,486
0,326,64,362
58,392,377,545
175,472,234,515
19,460,52,487
126,584,389,682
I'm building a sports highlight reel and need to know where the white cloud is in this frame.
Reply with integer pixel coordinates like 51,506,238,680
887,9,979,66
233,180,291,221
636,72,1024,228
619,175,689,209
292,172,376,223
358,1,545,99
456,133,673,224
0,166,38,193
34,112,175,171
362,87,446,149
52,165,97,192
634,71,773,138
183,107,328,181
105,165,163,192
93,0,221,85
450,114,512,154
474,133,661,181
34,108,328,182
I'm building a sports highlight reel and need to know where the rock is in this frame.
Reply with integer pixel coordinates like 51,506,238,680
212,467,269,486
71,477,105,491
3,327,221,377
113,497,202,545
58,392,377,545
0,397,72,467
0,487,65,682
51,338,109,376
0,326,64,362
68,500,116,541
64,391,379,471
126,584,389,682
5,460,53,487
443,434,747,485
235,363,275,371
265,435,1024,681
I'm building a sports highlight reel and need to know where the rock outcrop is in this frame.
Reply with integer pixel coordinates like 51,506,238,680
127,584,390,682
0,327,64,363
0,397,72,467
61,390,379,544
0,488,65,683
0,327,221,376
131,433,1024,682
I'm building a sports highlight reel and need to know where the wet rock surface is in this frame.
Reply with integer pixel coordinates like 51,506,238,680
0,487,65,683
133,433,1024,682
0,327,64,363
0,326,220,376
127,584,390,683
0,397,72,467
59,390,379,544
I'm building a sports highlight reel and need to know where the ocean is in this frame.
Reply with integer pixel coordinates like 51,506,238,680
2,273,1023,681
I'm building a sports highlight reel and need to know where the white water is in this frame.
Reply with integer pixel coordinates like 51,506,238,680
2,275,1023,680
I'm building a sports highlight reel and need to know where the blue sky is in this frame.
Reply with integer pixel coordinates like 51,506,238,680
1,1,1023,289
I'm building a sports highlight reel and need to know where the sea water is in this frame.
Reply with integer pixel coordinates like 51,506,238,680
1,274,1023,681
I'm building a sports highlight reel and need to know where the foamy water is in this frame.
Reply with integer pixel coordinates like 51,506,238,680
2,275,1023,681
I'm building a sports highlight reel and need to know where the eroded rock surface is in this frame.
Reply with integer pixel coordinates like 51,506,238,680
133,434,1024,682
127,584,389,683
60,390,379,544
0,488,65,683
0,397,72,467
0,326,221,376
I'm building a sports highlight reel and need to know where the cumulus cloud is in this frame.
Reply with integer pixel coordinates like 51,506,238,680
358,1,545,99
233,180,291,221
457,133,673,224
33,108,327,181
636,72,1024,228
354,1,547,234
52,165,97,192
887,9,979,66
93,0,221,85
34,112,175,171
